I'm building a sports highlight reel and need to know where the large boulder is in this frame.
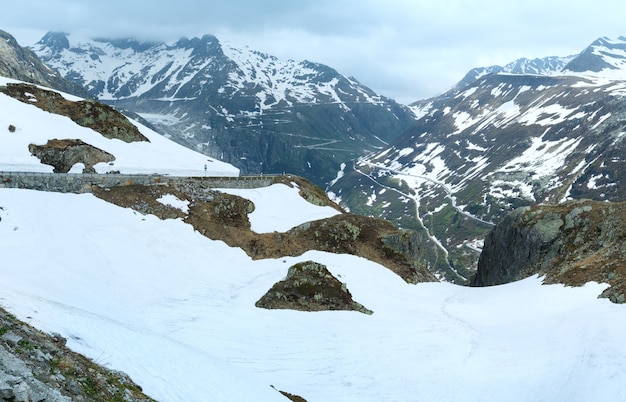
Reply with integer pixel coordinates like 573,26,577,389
256,260,373,314
28,139,115,173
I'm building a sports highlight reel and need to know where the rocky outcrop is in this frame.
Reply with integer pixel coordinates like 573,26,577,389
93,177,438,284
471,199,626,303
28,139,115,173
0,307,153,401
0,83,148,143
256,261,373,314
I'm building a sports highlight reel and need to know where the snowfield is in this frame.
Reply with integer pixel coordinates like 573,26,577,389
1,188,625,402
217,183,341,233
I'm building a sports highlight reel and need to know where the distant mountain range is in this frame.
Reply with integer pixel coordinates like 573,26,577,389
330,36,626,281
31,32,416,185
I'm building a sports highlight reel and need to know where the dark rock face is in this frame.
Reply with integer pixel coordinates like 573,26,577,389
256,261,373,314
471,200,626,303
28,139,115,173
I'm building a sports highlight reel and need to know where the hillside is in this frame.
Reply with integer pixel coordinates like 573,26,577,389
3,187,626,402
330,36,626,282
31,32,416,185
0,76,238,176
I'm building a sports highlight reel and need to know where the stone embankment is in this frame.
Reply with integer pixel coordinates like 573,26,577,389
0,171,276,193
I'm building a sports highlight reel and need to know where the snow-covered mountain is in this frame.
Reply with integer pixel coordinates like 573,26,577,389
31,32,416,184
330,36,626,281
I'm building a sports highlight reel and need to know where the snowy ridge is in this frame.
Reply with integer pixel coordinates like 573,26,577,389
34,33,387,115
32,35,206,100
221,43,385,113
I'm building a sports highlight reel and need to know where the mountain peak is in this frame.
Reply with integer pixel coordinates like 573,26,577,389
36,31,70,52
564,35,626,74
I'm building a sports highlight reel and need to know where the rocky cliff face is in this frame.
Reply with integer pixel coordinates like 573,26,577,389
471,199,626,303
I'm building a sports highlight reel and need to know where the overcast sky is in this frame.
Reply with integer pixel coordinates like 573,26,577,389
3,0,626,104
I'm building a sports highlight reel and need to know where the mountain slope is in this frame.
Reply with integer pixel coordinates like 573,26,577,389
330,36,626,281
3,188,626,402
31,32,416,184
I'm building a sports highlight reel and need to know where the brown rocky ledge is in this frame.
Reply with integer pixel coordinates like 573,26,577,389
0,82,149,143
93,178,437,284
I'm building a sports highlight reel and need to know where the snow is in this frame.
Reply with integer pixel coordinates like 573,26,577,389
217,183,340,233
488,132,583,199
1,188,626,402
0,77,239,176
157,194,189,213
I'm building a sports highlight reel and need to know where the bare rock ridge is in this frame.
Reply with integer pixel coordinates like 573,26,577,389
471,199,626,303
28,139,115,173
256,260,373,315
